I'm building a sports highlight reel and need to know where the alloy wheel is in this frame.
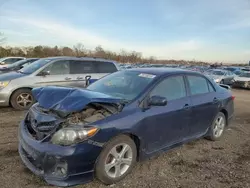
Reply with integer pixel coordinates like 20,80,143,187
16,93,33,108
105,143,133,178
213,116,225,138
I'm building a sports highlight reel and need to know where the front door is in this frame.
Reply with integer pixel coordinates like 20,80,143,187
34,60,74,87
141,75,192,154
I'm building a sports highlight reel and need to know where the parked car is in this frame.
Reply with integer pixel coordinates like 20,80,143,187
0,58,39,74
223,66,241,74
233,72,250,89
0,57,26,68
205,69,235,85
0,56,119,110
18,68,234,186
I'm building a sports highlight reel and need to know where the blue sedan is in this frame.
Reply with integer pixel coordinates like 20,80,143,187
18,68,235,186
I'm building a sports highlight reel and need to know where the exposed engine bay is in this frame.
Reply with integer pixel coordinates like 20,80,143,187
26,102,119,140
62,103,117,127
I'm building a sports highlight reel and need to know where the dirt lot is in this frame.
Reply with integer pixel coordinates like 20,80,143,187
0,89,249,188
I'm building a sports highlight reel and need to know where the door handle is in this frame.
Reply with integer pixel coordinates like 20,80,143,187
183,104,190,110
213,97,219,103
65,77,72,80
77,76,83,80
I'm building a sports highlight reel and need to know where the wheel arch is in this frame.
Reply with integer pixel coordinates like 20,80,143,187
9,87,33,106
220,108,228,126
123,133,141,161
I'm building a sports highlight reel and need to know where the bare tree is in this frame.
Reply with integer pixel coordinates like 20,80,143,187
73,43,85,56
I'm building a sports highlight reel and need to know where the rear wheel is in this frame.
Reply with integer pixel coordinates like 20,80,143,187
206,112,226,141
10,89,35,110
95,135,137,185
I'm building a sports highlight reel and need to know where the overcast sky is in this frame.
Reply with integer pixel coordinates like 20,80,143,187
0,0,250,63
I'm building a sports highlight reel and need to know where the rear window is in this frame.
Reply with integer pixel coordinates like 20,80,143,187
94,61,118,73
187,75,210,95
70,61,96,74
4,58,23,64
70,60,117,74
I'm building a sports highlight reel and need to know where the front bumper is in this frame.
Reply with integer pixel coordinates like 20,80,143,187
18,120,103,186
0,90,10,106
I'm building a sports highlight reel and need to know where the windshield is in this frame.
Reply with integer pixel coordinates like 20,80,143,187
87,70,156,101
210,70,225,76
19,59,51,74
239,72,250,78
7,59,31,68
225,67,236,72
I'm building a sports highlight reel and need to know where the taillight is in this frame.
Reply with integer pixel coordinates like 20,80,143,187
231,96,235,100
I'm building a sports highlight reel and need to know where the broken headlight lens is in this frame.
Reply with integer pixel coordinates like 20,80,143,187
51,127,99,146
0,81,10,89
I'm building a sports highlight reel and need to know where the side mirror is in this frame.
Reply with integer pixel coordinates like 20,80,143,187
148,95,167,106
38,70,50,76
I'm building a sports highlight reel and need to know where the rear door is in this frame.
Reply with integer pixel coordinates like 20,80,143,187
69,60,118,87
69,60,98,88
186,75,218,137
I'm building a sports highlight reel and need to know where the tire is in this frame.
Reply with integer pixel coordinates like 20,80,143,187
10,88,35,110
206,112,226,141
95,135,137,185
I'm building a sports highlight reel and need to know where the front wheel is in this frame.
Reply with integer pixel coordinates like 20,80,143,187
95,135,137,185
206,112,226,141
10,89,35,110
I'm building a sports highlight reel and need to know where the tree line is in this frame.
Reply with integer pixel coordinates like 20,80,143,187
0,33,247,66
0,44,211,65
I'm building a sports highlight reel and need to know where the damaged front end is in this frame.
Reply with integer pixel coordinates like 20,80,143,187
25,102,118,146
18,86,126,186
26,86,124,144
233,81,250,89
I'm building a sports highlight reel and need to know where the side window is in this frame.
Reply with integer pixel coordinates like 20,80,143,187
4,58,16,64
70,61,96,74
43,60,70,75
150,76,186,101
15,58,24,62
187,75,210,95
94,61,117,73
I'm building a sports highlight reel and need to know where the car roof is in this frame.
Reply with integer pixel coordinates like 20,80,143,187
42,56,118,63
1,56,25,59
125,67,198,76
211,69,227,72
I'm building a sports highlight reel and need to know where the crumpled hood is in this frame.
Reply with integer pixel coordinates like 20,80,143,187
32,86,123,113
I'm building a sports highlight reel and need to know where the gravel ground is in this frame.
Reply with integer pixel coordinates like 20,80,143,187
0,89,249,188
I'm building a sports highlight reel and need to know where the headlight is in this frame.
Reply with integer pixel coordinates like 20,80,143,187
0,81,10,89
51,126,99,146
214,78,220,83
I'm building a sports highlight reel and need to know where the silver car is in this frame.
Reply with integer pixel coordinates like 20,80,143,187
205,69,235,85
0,57,26,68
0,56,120,110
